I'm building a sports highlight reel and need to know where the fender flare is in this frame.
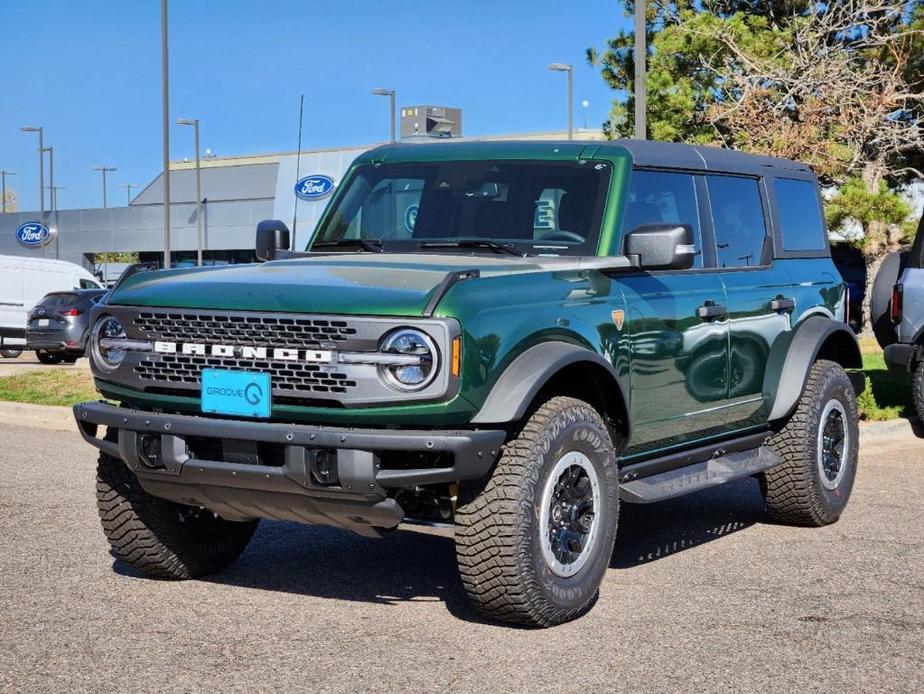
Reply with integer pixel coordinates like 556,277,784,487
767,316,863,422
470,341,628,429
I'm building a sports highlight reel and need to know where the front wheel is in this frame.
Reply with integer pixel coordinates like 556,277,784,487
762,360,859,526
97,442,258,579
455,396,620,627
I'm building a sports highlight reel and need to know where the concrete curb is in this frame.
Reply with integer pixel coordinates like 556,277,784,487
1,398,922,451
0,400,78,433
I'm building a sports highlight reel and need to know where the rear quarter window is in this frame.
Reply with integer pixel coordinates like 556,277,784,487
774,178,827,252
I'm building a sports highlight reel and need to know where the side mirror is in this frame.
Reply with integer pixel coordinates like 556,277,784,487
624,223,696,270
255,219,291,261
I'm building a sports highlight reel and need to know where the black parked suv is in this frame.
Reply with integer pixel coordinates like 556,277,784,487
27,289,107,364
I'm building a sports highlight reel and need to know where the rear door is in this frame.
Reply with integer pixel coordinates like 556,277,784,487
705,174,792,430
618,169,730,455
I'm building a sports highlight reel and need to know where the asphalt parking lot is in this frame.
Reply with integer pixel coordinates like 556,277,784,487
1,422,921,693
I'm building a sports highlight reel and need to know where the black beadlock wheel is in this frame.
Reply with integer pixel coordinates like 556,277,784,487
454,396,620,627
96,431,258,579
762,360,859,526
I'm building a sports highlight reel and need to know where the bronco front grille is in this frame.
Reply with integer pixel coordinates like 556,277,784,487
95,305,456,407
132,311,358,347
135,353,357,395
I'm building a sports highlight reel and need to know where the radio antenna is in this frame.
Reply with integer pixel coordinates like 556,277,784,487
292,93,305,249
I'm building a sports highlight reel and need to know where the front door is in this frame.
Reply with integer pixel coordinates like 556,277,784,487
618,169,730,455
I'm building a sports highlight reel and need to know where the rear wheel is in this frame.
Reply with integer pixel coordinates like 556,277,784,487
0,349,22,359
36,350,63,365
762,360,859,526
97,437,258,579
454,396,620,627
912,361,924,423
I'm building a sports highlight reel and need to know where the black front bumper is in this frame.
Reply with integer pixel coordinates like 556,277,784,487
74,402,505,536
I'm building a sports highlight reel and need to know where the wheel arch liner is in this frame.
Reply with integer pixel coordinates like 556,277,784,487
766,316,863,422
470,341,628,432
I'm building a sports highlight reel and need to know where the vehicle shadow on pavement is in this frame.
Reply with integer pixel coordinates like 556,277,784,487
112,476,768,624
610,476,765,569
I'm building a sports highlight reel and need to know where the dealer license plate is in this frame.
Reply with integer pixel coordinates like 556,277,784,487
201,369,271,418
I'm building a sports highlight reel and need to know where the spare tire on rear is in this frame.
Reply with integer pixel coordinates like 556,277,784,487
871,250,908,349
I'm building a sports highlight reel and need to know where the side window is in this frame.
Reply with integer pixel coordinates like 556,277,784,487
707,175,768,268
79,278,98,289
624,170,703,268
774,178,827,251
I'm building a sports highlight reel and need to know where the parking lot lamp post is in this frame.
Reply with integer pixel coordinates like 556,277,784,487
92,166,117,209
0,171,15,214
548,64,573,140
371,88,396,143
177,118,203,266
634,0,647,140
20,126,45,228
121,183,138,206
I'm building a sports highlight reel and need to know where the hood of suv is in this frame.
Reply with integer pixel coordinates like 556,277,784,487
106,254,541,316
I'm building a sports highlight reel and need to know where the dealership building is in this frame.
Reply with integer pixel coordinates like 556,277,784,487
0,108,605,277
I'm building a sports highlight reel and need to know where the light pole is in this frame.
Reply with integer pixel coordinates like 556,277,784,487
42,146,55,211
634,0,647,140
20,126,45,228
548,63,573,140
177,118,203,266
121,183,138,205
0,171,15,214
92,166,117,208
47,185,64,211
161,0,171,269
371,88,396,143
21,126,45,256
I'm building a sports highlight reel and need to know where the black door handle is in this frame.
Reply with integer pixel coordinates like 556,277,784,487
769,296,795,312
697,302,728,321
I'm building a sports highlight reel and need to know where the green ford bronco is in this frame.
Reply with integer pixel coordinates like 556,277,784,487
75,140,864,627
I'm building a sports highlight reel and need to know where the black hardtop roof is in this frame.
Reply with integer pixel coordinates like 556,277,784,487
363,139,814,178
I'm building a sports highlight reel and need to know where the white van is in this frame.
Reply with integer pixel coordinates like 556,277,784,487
0,255,102,357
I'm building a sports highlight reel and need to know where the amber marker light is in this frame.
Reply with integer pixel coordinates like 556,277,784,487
451,337,461,377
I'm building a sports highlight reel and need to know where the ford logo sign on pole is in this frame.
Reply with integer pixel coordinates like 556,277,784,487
15,222,55,248
294,175,335,200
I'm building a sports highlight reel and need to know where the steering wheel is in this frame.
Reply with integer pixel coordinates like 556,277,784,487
538,230,585,243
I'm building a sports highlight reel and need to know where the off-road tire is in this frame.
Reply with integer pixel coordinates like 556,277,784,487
36,350,63,365
455,396,620,627
912,360,924,423
0,349,22,359
763,360,859,526
97,436,258,579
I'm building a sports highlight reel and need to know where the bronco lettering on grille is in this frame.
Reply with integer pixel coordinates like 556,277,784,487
153,341,333,363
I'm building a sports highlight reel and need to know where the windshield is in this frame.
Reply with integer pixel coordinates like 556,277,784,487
311,160,611,256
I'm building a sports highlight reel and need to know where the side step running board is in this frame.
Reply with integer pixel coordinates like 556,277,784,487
619,446,780,504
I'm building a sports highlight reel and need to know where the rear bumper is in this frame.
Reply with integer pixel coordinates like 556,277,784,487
883,343,916,375
73,401,505,536
26,328,84,352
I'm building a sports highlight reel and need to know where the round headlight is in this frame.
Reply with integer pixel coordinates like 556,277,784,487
91,316,128,371
378,328,438,391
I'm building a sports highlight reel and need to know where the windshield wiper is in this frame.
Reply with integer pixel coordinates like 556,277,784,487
419,239,525,257
312,238,384,253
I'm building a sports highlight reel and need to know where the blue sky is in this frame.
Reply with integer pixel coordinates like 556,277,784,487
0,0,629,212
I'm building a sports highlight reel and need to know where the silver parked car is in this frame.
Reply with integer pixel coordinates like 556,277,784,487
26,289,107,364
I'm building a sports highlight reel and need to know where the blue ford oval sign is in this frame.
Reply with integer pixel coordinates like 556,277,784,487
16,222,54,247
295,175,335,200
